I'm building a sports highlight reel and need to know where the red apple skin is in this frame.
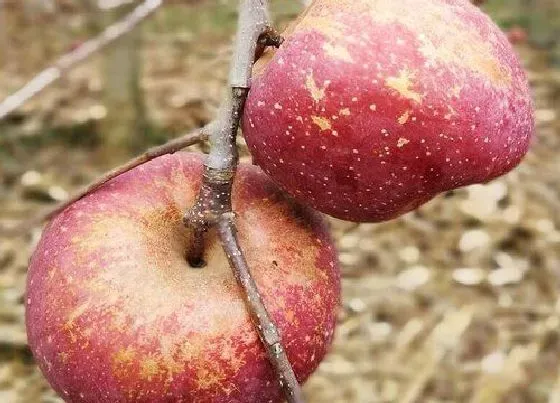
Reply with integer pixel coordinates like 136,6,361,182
243,0,535,222
26,152,340,403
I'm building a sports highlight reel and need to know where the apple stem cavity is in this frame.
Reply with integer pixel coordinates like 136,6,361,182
187,227,207,268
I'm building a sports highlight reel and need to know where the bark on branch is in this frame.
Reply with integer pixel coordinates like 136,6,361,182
183,1,304,401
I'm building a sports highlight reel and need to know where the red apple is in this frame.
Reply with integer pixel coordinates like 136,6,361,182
26,152,340,402
243,0,535,222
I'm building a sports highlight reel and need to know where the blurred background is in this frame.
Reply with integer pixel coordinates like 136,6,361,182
0,0,559,402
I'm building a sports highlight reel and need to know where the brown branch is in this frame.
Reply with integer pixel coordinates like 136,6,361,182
0,128,206,237
217,215,305,403
0,0,162,121
184,0,281,253
182,0,304,401
183,89,247,237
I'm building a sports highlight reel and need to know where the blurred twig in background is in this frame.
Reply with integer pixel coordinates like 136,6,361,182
99,0,146,165
0,127,207,237
0,0,161,122
0,0,5,66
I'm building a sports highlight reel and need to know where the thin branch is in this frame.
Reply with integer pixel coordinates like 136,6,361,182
0,0,162,121
0,0,6,63
184,0,277,244
0,128,206,237
228,0,271,89
218,215,305,403
184,0,278,230
182,0,304,401
98,0,136,10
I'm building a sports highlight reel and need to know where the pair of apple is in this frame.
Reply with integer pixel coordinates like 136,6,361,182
26,0,534,402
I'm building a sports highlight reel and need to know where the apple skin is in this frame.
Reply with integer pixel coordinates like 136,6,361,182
25,152,340,403
243,0,535,222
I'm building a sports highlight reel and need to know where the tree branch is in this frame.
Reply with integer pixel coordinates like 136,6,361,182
183,0,280,261
218,215,305,403
182,1,304,401
0,128,206,237
0,0,162,121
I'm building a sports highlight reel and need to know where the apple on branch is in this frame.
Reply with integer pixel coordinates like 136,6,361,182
26,153,340,403
243,0,535,222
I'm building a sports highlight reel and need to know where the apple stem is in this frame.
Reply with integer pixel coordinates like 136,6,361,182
0,128,207,237
218,215,305,403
